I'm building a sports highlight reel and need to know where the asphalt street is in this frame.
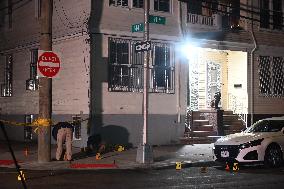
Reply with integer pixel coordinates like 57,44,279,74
1,165,284,189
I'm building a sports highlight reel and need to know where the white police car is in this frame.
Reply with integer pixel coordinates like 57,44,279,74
214,117,284,167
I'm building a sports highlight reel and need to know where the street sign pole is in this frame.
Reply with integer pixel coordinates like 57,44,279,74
38,0,52,163
136,0,153,164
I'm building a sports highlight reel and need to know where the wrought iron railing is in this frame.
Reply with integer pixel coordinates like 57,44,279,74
228,93,248,128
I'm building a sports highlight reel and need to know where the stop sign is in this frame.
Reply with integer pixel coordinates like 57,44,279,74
37,51,60,78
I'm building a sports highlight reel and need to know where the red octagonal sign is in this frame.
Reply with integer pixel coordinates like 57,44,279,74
38,51,60,78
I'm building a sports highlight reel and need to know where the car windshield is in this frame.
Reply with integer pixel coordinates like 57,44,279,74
245,120,284,133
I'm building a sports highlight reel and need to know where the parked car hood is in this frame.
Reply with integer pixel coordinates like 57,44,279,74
215,132,277,146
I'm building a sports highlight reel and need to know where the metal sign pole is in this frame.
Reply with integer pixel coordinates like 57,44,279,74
136,0,153,164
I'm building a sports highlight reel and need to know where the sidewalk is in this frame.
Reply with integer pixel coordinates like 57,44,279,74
0,141,218,170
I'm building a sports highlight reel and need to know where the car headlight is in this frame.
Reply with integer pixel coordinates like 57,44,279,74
239,138,264,149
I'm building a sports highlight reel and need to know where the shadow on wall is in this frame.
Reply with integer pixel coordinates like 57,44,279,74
100,125,132,148
87,124,132,148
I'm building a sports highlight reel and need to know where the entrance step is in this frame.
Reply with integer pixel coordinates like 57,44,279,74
193,120,209,127
180,136,221,144
192,131,217,137
191,125,213,131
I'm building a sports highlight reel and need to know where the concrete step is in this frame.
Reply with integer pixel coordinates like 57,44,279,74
223,110,234,115
180,136,220,144
192,120,209,127
192,131,217,137
191,125,214,131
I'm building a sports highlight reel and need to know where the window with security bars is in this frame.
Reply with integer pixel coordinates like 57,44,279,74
72,116,81,140
259,56,284,96
109,0,128,7
1,54,13,97
26,49,38,91
108,38,174,93
260,0,283,30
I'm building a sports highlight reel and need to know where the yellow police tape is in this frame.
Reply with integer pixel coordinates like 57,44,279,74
0,118,89,134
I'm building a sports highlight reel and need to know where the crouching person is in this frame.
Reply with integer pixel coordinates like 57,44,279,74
55,122,73,161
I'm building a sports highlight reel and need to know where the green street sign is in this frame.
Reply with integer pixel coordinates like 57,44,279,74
149,15,166,25
131,23,144,32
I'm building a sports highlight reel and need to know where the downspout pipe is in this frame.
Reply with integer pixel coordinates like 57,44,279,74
250,0,257,126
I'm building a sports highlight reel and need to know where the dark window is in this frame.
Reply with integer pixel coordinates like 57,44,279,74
154,0,170,12
260,0,270,29
273,0,283,30
1,54,13,97
108,38,174,93
109,0,128,7
133,0,143,8
230,0,240,28
187,0,202,15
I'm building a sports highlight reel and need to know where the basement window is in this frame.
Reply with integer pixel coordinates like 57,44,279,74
1,54,13,97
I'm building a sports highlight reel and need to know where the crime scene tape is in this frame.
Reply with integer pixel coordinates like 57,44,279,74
0,118,89,133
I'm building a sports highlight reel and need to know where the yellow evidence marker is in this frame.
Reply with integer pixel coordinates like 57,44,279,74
176,162,182,170
117,145,125,152
96,153,101,160
233,162,239,171
17,171,25,181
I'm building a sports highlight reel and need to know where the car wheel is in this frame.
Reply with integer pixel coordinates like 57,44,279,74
264,144,283,168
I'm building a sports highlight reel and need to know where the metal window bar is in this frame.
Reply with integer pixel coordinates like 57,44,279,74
109,0,128,7
259,56,272,95
272,57,284,96
24,115,34,140
72,116,81,140
26,49,39,91
1,54,13,97
108,38,174,93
